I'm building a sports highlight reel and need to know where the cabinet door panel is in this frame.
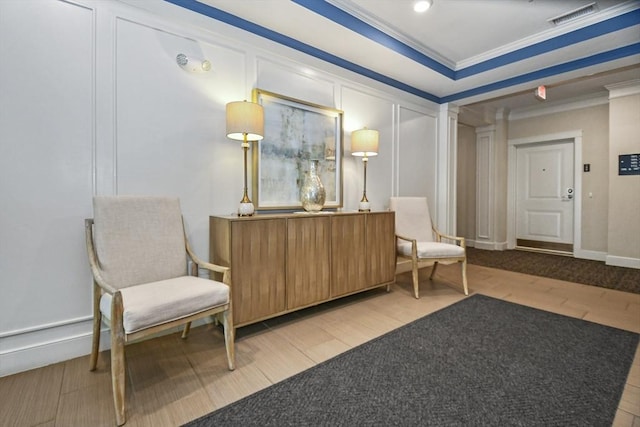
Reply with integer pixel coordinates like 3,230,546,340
367,212,396,285
231,219,286,324
286,216,331,308
331,214,367,297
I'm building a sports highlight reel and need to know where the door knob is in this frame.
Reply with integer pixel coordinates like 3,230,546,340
563,187,574,200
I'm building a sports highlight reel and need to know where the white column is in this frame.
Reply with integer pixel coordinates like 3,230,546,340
475,125,496,249
436,103,459,235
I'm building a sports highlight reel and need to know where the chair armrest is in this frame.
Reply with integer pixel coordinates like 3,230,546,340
185,242,229,275
395,234,415,243
194,259,231,287
194,258,231,276
183,226,231,285
395,234,419,259
433,227,466,248
85,218,119,295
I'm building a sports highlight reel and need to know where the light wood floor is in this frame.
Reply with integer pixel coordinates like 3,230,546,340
2,264,639,427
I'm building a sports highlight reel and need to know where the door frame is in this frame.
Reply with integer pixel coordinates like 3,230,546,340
507,130,582,253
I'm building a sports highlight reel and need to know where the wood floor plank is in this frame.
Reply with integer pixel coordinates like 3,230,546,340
585,309,640,333
125,333,215,426
613,408,637,426
618,383,640,417
196,352,273,410
238,329,316,384
0,362,63,426
61,350,111,394
628,348,640,389
267,314,341,351
56,380,115,427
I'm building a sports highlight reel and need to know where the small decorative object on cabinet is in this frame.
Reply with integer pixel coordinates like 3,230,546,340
300,159,326,212
210,211,395,327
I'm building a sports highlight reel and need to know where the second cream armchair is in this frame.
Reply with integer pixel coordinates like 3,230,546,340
390,197,468,298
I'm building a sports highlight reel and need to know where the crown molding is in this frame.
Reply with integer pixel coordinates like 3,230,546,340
476,124,496,134
509,91,609,121
605,79,640,98
326,0,456,70
457,1,640,69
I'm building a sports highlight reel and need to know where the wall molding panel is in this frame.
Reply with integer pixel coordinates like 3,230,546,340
475,126,495,246
396,105,438,205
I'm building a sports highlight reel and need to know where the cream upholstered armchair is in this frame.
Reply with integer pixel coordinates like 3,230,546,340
390,197,468,299
85,196,234,426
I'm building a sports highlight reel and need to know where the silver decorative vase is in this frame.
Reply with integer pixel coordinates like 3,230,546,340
300,160,326,212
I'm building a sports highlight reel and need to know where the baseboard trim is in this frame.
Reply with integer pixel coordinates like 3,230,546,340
574,249,607,262
0,318,212,378
474,241,508,251
0,331,106,378
606,255,640,269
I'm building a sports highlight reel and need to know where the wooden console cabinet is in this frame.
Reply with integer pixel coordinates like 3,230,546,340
209,211,395,327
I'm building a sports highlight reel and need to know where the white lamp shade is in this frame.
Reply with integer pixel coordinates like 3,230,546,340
226,101,265,141
351,128,379,157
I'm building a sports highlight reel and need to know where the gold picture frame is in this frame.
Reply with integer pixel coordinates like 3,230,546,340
251,88,344,211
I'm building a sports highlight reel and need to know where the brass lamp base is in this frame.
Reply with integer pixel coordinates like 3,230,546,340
237,137,254,216
238,202,254,216
358,194,370,212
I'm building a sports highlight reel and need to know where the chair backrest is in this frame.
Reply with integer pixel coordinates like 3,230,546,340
389,197,435,242
92,196,187,289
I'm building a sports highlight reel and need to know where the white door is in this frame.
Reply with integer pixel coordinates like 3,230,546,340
516,141,574,251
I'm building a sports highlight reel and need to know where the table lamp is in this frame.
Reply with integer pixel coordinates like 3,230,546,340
226,100,264,216
351,128,379,212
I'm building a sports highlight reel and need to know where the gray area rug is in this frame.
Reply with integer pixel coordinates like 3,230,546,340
184,295,639,426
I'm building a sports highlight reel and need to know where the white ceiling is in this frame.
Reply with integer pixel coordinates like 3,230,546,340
180,0,639,125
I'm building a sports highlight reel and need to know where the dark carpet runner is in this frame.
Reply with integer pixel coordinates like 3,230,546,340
466,247,640,294
185,295,639,426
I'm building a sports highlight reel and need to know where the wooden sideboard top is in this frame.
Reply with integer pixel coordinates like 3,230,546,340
210,210,392,221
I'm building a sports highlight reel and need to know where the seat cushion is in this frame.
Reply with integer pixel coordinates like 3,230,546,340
397,241,465,258
100,276,229,334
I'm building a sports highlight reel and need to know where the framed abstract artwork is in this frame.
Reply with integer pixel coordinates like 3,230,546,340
251,88,344,210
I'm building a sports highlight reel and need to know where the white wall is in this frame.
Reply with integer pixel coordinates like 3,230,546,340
0,0,446,376
0,0,96,376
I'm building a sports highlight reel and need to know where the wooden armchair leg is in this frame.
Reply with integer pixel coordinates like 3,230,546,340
90,282,101,371
89,312,101,371
461,259,469,296
110,293,126,426
411,257,420,299
110,329,126,426
221,310,236,371
181,322,191,339
429,261,439,279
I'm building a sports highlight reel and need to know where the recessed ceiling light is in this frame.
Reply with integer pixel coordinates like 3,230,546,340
413,0,433,13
